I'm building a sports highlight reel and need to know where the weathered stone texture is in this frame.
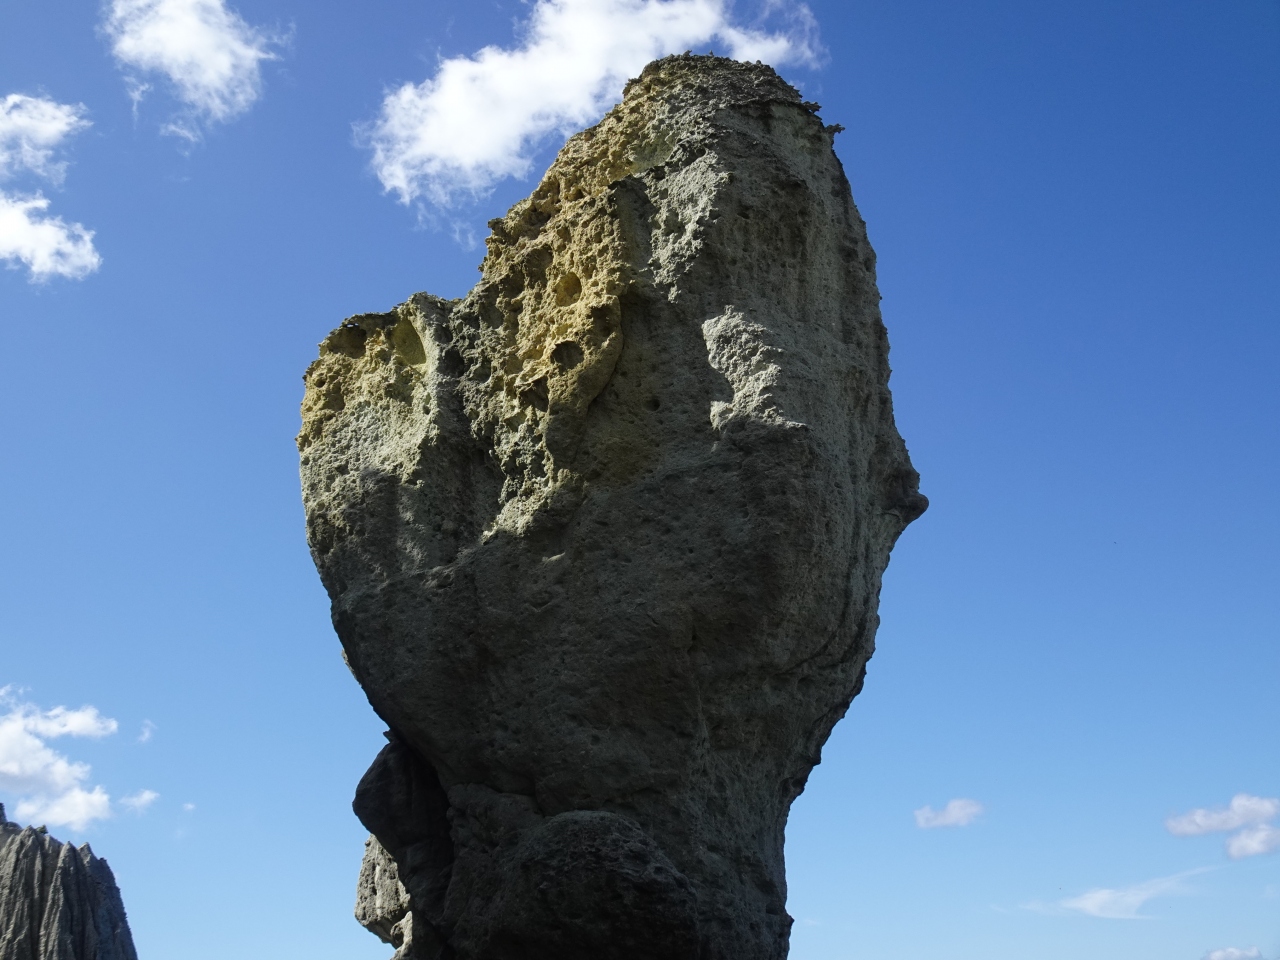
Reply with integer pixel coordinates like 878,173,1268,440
0,805,138,960
300,54,925,960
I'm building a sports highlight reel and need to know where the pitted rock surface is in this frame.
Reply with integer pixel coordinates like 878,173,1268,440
300,54,925,960
0,805,138,960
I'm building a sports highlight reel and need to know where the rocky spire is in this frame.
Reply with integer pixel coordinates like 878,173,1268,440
300,53,925,960
0,806,139,960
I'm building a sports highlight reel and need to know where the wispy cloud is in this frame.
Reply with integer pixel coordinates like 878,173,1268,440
0,94,100,282
0,95,91,182
121,789,159,813
103,0,284,138
914,798,984,829
1204,949,1263,960
361,0,822,207
1057,868,1207,920
138,720,157,743
0,688,117,830
1169,794,1280,860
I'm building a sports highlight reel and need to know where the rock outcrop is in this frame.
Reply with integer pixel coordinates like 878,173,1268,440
0,805,138,960
300,54,925,960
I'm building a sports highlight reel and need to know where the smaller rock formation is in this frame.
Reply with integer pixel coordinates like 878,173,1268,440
0,804,138,960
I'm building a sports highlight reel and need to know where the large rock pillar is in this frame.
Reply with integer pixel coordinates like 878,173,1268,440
300,54,925,960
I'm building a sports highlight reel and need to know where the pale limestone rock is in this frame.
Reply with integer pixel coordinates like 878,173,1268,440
300,54,925,960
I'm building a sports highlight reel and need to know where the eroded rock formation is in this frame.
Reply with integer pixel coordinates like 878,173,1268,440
0,805,138,960
300,54,925,960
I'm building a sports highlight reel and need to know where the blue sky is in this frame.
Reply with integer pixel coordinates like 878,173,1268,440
1,2,1276,958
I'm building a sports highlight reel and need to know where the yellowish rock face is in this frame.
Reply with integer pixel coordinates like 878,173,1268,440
301,77,679,530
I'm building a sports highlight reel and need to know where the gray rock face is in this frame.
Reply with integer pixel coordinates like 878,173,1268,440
0,805,138,960
300,54,925,960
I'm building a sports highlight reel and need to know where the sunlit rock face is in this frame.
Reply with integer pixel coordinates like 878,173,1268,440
300,54,925,960
0,805,138,960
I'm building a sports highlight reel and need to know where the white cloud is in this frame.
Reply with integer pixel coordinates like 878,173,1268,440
1168,794,1280,860
20,704,119,740
138,720,157,743
1204,949,1263,960
362,0,822,206
1168,795,1280,836
121,789,160,813
16,787,112,831
1226,824,1280,860
0,692,117,831
182,802,196,812
103,0,282,136
0,94,100,282
914,798,984,829
1059,869,1203,920
0,193,102,281
0,95,91,182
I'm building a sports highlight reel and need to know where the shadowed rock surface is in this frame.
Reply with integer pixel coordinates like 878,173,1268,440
300,54,925,960
0,805,138,960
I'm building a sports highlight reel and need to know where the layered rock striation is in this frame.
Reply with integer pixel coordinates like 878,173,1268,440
0,805,138,960
300,54,925,960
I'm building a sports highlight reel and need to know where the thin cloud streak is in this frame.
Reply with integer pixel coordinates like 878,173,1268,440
1058,868,1209,920
362,0,823,207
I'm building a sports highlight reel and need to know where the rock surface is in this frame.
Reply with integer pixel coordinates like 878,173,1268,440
0,805,138,960
300,54,925,960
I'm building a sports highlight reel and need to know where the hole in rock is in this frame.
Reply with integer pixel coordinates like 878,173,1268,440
391,318,426,366
327,323,367,358
439,349,466,377
554,272,582,306
589,304,615,333
552,341,585,370
521,377,550,412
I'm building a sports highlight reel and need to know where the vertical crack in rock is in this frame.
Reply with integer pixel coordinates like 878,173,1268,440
0,805,139,960
300,54,926,960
